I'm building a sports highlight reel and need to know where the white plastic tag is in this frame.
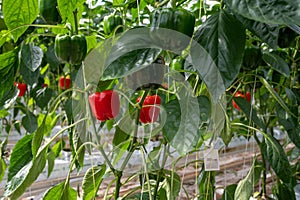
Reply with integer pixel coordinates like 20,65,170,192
203,147,220,171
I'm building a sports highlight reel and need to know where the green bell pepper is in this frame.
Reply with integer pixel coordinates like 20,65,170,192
103,14,123,35
54,34,87,65
150,8,195,51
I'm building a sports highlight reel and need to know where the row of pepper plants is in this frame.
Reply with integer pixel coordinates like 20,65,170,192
0,0,300,199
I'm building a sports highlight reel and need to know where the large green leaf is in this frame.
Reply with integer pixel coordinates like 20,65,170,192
261,134,295,186
8,134,33,181
43,181,77,200
32,116,48,157
3,147,47,199
0,49,18,105
236,15,279,49
103,48,162,80
263,52,290,77
84,28,162,85
57,0,85,30
194,9,246,88
275,104,300,149
20,43,43,72
47,150,56,178
225,0,300,26
234,97,265,129
273,181,296,200
162,83,200,155
82,165,106,200
259,77,295,117
198,95,211,123
20,60,40,86
234,159,263,200
2,0,38,41
34,88,54,109
222,184,237,200
22,111,38,133
160,170,181,200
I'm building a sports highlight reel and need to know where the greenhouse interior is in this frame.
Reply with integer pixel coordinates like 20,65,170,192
0,0,300,199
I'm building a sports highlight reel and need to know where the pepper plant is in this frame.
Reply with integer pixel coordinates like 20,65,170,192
0,0,300,199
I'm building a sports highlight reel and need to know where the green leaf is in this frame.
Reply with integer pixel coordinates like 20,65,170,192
20,60,40,86
22,111,38,133
287,128,300,150
2,0,38,41
8,134,33,181
46,44,60,71
210,100,226,139
285,88,298,105
86,35,98,53
64,99,74,124
57,0,85,31
82,165,106,200
273,181,296,200
234,97,265,129
275,104,300,149
47,150,56,177
103,48,162,80
198,95,211,123
34,88,54,109
234,159,263,200
127,192,151,199
111,124,131,165
225,0,300,26
0,50,18,104
194,9,246,88
3,147,47,199
0,110,10,118
38,113,55,136
113,0,125,5
162,83,201,155
236,15,279,49
261,134,295,186
0,139,7,182
0,158,7,183
21,43,43,72
222,184,237,200
259,77,295,117
43,181,77,200
160,170,181,200
32,117,48,157
113,126,130,147
220,115,232,146
263,52,290,77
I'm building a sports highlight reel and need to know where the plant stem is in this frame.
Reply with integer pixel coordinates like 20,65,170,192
73,9,79,35
153,170,161,200
120,91,148,170
114,170,123,199
254,131,266,196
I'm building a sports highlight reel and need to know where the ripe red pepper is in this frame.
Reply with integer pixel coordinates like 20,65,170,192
232,91,251,110
59,76,71,90
137,95,161,123
14,82,27,97
246,92,251,103
88,90,120,121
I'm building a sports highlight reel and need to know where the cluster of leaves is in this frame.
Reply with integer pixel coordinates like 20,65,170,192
0,0,300,199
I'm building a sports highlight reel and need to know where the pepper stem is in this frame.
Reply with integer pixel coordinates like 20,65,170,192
73,8,79,35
